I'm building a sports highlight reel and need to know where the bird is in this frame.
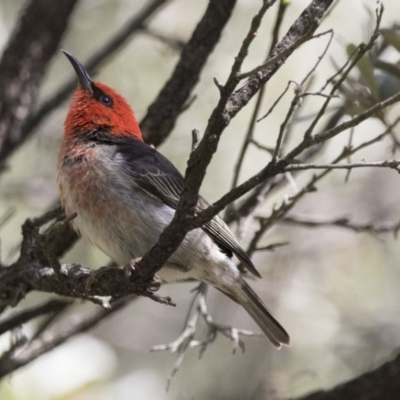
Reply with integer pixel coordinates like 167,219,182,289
57,50,290,348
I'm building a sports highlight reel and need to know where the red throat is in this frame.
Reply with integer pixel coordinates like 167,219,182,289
64,82,143,140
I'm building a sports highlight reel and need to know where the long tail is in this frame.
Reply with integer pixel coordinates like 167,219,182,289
235,277,290,348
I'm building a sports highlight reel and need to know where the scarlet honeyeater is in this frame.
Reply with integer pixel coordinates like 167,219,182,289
58,51,290,348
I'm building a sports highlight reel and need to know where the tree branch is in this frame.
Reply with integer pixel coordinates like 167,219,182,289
0,299,132,379
299,352,400,400
279,215,400,236
12,0,169,165
133,0,283,280
0,299,70,336
284,159,400,172
0,0,79,165
140,0,237,146
0,259,174,312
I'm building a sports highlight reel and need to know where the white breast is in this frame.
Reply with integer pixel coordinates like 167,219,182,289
58,145,239,285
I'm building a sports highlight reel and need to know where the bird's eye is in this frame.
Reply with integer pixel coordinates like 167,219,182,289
99,94,112,106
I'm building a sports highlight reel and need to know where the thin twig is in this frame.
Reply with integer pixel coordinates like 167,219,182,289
302,29,334,85
151,283,205,390
279,215,400,237
257,80,293,123
254,242,290,252
345,127,355,182
134,0,279,280
271,81,304,163
284,159,400,172
141,0,237,145
0,299,133,379
302,3,384,140
227,0,288,213
151,282,261,389
141,27,185,50
0,299,70,336
0,208,15,229
237,30,331,80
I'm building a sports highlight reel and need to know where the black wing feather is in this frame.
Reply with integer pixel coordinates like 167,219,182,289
111,136,261,278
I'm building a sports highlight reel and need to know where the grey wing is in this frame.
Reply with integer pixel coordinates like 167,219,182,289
118,141,261,277
202,210,261,278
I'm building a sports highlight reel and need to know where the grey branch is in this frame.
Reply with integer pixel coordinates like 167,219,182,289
151,283,261,390
279,215,400,236
284,160,400,172
0,299,132,379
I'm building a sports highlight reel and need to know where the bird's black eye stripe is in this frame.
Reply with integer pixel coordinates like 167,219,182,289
92,85,113,108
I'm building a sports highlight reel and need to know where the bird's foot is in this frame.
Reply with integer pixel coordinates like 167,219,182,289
125,258,175,306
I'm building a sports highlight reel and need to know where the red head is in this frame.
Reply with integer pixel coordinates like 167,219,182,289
62,51,142,141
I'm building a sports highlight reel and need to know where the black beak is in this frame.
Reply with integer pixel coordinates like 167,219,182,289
61,50,93,93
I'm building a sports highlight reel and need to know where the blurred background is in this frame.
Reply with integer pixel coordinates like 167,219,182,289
1,0,400,399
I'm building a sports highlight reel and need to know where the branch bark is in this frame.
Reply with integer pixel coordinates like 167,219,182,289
0,299,70,336
0,299,132,379
0,0,168,168
0,261,165,310
134,0,335,280
0,0,79,165
140,0,237,146
24,0,169,151
299,353,400,400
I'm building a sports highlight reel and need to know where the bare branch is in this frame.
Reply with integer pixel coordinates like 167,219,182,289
279,215,400,237
151,283,261,389
0,208,15,229
133,0,280,280
141,27,186,51
0,0,79,165
272,29,334,162
291,88,400,158
246,177,319,257
257,80,293,123
299,351,400,400
141,0,237,146
0,299,70,336
18,0,169,160
228,0,289,198
32,213,77,275
151,283,205,390
237,30,330,80
284,159,400,172
0,299,132,379
302,3,384,140
0,259,175,312
200,88,400,226
254,242,290,252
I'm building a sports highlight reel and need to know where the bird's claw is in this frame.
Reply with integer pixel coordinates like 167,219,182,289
146,292,176,307
132,274,161,295
129,273,172,306
124,257,141,278
125,257,161,294
147,275,161,292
